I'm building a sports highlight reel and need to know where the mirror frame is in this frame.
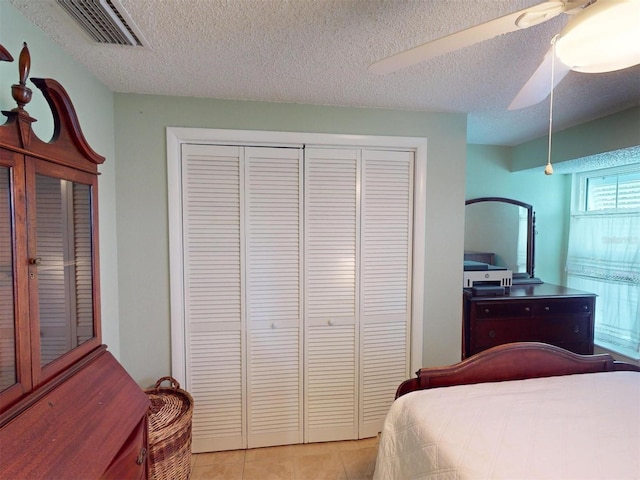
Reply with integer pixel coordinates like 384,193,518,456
465,197,536,279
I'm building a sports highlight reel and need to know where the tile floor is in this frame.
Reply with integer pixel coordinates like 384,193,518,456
190,436,379,480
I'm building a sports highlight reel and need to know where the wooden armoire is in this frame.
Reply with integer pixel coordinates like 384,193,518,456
0,43,149,478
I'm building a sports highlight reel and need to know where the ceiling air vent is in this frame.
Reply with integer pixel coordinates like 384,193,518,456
57,0,147,46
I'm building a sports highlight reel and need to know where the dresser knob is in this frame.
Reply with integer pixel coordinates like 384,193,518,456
484,308,490,314
489,330,496,338
544,306,550,312
582,305,589,311
573,325,580,334
524,307,530,312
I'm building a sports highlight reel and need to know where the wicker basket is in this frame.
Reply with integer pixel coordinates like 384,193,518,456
145,376,194,480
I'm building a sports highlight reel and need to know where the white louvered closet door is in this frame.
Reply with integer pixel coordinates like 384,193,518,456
178,142,415,451
304,148,359,443
359,150,413,438
182,144,246,453
244,147,304,448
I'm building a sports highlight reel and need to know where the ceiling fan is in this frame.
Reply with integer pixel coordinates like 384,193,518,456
369,0,640,110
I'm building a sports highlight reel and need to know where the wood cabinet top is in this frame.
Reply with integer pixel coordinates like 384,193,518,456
465,283,596,301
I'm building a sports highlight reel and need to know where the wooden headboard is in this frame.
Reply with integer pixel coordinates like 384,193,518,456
396,342,640,398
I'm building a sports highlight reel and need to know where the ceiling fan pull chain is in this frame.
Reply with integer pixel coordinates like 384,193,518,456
545,35,559,176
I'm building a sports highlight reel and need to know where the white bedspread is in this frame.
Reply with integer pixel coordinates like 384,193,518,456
374,371,640,480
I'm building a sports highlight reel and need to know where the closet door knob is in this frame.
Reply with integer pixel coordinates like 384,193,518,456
29,257,42,265
328,319,334,326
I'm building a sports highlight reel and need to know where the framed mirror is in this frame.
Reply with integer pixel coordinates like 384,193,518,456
464,197,539,282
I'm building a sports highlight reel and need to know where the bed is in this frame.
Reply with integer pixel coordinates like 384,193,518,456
373,342,640,479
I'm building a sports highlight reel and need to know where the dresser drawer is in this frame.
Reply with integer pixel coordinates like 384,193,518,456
473,318,535,348
536,317,591,343
474,302,534,318
533,298,593,316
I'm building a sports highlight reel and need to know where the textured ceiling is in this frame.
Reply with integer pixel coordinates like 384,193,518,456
8,0,640,145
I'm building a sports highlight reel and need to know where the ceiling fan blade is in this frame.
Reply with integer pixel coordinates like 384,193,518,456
508,46,572,110
0,44,14,62
369,1,570,75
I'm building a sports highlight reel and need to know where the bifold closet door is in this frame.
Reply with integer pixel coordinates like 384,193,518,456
182,144,304,452
181,143,413,451
182,144,246,453
304,148,359,443
244,147,303,448
359,149,413,438
303,148,413,442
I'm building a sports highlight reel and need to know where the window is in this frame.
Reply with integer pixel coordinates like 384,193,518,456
567,164,640,360
585,170,640,211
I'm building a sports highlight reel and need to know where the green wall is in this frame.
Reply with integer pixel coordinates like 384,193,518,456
465,145,570,285
114,94,467,386
512,107,640,170
0,3,120,356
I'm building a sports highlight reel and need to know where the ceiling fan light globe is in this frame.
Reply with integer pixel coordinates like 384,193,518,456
555,0,640,73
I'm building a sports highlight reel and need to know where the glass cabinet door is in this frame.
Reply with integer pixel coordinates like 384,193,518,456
0,155,100,400
34,174,95,368
0,165,16,392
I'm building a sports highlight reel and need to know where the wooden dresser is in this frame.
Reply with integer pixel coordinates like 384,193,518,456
0,43,149,478
463,283,596,359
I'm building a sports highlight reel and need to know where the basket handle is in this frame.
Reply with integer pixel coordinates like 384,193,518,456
154,376,180,391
